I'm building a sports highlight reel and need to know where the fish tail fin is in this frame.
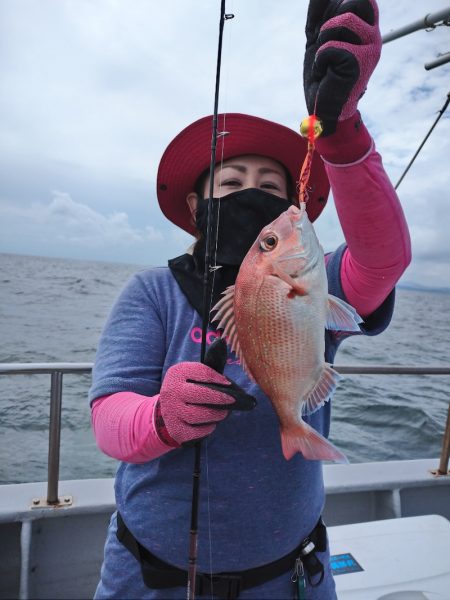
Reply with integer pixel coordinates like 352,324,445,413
281,422,348,463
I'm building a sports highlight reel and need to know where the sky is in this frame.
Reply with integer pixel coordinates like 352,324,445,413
0,0,449,288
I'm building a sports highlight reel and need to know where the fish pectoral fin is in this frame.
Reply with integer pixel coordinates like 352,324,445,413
326,295,363,332
302,364,341,416
210,284,254,378
281,422,348,463
271,263,306,297
211,284,240,354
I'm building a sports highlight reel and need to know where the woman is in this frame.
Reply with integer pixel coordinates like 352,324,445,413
90,0,411,597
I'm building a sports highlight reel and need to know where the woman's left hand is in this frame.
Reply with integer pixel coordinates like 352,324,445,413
303,0,382,136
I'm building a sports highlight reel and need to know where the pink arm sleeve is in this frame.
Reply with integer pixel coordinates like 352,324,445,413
91,392,174,463
316,114,412,318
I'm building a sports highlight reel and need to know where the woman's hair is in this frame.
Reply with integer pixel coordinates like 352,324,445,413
194,167,210,199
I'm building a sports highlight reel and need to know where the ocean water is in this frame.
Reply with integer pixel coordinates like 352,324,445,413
0,252,449,485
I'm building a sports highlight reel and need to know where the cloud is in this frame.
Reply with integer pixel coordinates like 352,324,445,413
1,190,163,248
0,0,449,284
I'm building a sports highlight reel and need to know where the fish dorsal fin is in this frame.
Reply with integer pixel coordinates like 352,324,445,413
326,294,363,332
211,286,254,379
302,364,341,416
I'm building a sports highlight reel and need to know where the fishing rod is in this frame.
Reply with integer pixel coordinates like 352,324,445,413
187,2,233,599
395,91,450,190
381,9,450,188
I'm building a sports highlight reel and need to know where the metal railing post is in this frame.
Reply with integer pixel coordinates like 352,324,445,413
47,371,63,504
438,404,450,475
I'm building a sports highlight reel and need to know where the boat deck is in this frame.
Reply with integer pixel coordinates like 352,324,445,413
1,458,449,599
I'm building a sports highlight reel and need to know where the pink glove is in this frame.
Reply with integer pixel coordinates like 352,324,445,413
304,0,382,135
157,349,256,446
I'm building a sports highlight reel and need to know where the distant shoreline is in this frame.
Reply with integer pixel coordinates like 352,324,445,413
397,282,450,295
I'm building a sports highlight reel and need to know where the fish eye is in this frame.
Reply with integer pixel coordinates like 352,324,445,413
260,234,278,252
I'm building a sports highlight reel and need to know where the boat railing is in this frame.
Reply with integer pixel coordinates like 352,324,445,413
0,362,449,506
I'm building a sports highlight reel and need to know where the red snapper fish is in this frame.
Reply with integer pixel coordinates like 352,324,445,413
212,204,362,462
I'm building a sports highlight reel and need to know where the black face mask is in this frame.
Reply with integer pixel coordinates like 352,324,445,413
193,188,293,266
169,188,293,318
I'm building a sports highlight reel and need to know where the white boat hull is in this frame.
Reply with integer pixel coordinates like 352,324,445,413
1,459,449,599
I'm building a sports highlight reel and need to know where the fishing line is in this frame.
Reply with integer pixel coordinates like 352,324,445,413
208,124,231,313
208,2,234,303
204,8,234,590
200,5,234,364
298,96,322,210
205,99,230,600
187,2,233,599
208,121,226,314
203,124,229,596
209,10,234,310
204,438,215,595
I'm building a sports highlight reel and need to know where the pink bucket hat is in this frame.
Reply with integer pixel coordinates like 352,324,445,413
157,113,330,235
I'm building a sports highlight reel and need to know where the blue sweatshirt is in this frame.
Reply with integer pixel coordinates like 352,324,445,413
90,244,394,599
